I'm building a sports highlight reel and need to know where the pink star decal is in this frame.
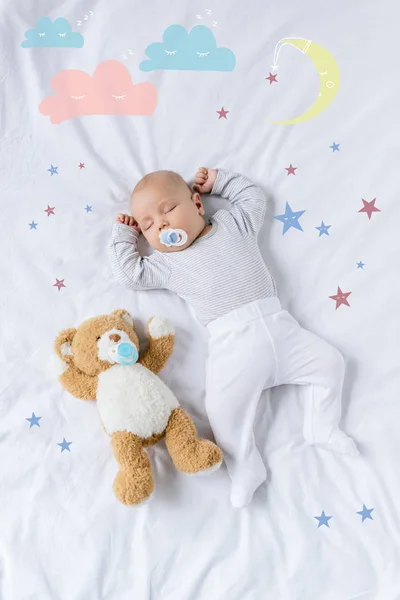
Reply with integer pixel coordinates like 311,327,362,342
329,287,352,310
217,107,229,119
285,164,297,176
78,162,85,169
44,205,55,217
53,278,66,291
358,198,380,220
266,72,278,85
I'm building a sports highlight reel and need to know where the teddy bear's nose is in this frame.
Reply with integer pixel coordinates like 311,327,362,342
109,334,121,343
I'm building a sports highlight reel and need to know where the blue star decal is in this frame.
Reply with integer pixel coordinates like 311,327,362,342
314,510,332,528
274,202,305,235
26,412,42,428
357,504,374,522
330,142,340,152
29,221,38,230
357,261,365,269
58,438,73,452
315,221,331,236
47,164,59,176
84,204,92,213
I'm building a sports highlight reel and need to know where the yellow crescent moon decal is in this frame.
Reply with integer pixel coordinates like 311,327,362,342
272,38,340,125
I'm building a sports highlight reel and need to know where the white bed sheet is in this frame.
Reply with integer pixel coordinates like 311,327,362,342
2,0,400,598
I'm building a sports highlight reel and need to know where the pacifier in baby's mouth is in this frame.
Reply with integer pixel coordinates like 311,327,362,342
159,228,188,247
108,341,139,365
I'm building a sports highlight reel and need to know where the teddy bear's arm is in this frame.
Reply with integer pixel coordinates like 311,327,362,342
139,317,175,375
59,366,98,401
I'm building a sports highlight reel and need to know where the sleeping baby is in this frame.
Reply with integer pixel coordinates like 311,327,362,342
109,167,358,508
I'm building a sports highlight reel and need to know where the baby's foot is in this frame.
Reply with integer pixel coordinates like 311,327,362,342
229,457,267,509
230,474,267,509
310,428,359,457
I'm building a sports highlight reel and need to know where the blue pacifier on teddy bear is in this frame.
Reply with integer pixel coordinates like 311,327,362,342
109,341,138,365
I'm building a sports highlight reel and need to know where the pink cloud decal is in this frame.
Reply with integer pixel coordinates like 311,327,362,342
39,60,158,124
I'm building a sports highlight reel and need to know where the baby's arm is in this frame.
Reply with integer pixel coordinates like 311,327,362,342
195,167,267,236
109,218,171,290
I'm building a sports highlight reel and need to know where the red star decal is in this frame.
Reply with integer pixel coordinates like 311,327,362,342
53,278,66,291
285,164,297,176
44,205,55,217
329,287,352,310
266,72,278,85
78,162,85,169
358,198,380,220
217,107,229,119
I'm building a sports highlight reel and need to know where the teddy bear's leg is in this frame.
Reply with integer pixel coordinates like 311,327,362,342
111,431,154,505
165,408,223,474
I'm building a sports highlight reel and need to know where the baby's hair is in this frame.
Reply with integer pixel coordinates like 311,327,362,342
132,170,193,198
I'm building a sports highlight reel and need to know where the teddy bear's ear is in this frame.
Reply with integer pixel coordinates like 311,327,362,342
54,328,77,364
111,309,134,328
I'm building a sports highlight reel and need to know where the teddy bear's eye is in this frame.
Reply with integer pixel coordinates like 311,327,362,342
96,336,100,341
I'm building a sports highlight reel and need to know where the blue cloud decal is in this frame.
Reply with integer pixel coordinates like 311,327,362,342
21,17,84,48
139,24,235,72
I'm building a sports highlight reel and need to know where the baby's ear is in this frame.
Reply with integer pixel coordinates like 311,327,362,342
111,309,134,328
54,328,77,364
192,192,205,216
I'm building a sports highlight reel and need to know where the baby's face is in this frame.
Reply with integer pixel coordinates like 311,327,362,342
131,175,206,252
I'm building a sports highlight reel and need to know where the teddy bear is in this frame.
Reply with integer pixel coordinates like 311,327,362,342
54,309,223,505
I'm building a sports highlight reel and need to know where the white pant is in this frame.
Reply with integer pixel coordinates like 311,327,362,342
205,297,358,508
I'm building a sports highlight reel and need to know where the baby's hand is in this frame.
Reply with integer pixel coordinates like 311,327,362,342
116,214,141,232
193,167,218,194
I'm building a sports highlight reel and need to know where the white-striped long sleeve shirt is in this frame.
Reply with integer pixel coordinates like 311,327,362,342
109,169,276,324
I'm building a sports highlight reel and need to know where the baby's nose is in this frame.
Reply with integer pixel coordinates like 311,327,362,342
158,220,169,232
109,334,121,342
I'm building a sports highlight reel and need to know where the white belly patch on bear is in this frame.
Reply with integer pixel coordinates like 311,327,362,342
97,363,180,438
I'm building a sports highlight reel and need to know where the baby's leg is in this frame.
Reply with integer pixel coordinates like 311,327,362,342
271,311,358,456
205,322,277,508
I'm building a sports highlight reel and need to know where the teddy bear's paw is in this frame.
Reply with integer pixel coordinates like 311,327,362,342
148,316,175,339
174,439,224,475
113,469,154,506
188,461,223,477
